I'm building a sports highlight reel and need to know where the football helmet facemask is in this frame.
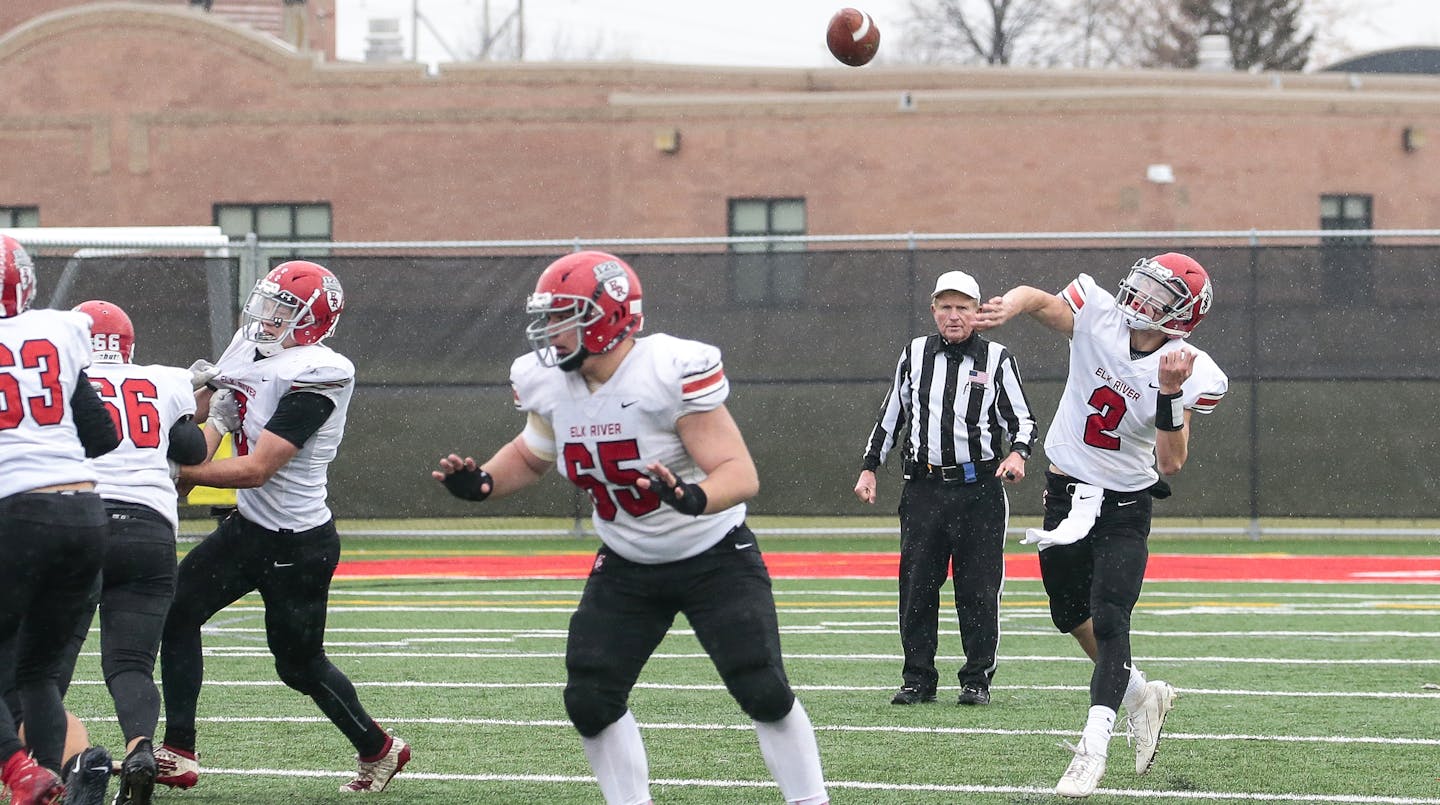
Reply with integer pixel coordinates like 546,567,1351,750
1,235,37,318
1116,252,1212,338
241,261,344,357
525,251,644,371
73,299,136,363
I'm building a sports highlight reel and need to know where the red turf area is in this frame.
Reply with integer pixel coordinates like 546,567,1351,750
335,552,1440,583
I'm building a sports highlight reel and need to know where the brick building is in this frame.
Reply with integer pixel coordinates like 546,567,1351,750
2,1,1438,245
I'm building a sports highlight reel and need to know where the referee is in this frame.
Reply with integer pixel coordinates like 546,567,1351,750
854,270,1037,707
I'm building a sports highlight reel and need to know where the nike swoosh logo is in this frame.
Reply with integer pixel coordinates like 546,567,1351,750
1075,493,1099,501
273,561,295,568
735,542,754,549
620,400,639,408
1148,382,1160,388
1118,500,1137,506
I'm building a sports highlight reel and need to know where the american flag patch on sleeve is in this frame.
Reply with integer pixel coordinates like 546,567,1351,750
681,363,725,400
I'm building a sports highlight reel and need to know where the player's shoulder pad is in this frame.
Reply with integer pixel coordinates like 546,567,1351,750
649,334,725,402
509,351,554,413
288,347,354,390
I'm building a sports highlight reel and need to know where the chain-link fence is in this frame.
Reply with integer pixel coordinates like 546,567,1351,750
25,235,1440,522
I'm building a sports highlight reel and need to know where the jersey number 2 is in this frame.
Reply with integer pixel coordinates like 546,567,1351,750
563,440,661,521
1082,385,1126,451
90,377,162,448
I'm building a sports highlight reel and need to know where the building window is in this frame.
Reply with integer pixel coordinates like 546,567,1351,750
1320,194,1372,244
727,198,806,304
214,202,331,259
0,207,40,228
1319,194,1373,301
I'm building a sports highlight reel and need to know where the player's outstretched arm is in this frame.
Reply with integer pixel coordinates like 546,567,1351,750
641,404,759,515
179,429,298,489
433,435,549,502
976,286,1074,337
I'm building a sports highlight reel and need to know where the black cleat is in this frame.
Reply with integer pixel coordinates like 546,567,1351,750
64,745,113,805
112,739,157,805
956,683,991,705
890,685,937,705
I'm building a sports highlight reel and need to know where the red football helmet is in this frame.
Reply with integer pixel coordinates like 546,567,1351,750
241,260,344,356
1,235,37,318
73,299,136,363
1116,252,1213,338
525,251,644,370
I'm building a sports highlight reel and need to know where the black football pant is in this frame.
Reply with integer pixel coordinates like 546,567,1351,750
564,524,797,738
160,513,387,757
896,476,1008,692
0,491,107,772
1036,470,1152,710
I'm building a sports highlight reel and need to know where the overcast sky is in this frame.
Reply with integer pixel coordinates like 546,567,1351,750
334,0,1440,69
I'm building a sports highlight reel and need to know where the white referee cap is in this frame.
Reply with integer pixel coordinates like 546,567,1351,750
932,270,980,300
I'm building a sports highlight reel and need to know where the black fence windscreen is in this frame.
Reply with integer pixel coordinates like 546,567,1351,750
36,245,1440,520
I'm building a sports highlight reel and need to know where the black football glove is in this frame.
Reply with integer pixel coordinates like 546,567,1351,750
650,473,708,516
442,467,494,502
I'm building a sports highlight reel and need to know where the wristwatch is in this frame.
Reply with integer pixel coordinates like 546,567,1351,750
1011,443,1031,461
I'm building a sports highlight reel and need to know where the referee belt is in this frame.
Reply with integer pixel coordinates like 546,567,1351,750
902,459,998,484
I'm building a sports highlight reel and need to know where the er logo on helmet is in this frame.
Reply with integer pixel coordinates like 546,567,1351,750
594,261,630,303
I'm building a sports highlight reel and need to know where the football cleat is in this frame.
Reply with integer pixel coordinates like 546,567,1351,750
3,754,65,805
152,745,198,790
1127,680,1177,775
63,746,113,805
889,685,936,705
956,683,991,706
1055,739,1106,798
111,739,157,805
340,736,410,793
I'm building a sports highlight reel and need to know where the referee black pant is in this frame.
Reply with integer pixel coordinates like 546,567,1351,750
896,475,1007,692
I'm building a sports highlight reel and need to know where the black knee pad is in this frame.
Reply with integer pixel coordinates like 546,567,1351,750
564,683,628,739
727,666,795,723
1090,600,1132,641
274,657,324,695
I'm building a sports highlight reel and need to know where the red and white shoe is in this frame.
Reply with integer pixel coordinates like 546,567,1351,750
2,752,65,805
340,736,410,793
153,745,199,790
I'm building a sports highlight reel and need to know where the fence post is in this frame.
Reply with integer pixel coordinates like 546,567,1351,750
1247,231,1262,540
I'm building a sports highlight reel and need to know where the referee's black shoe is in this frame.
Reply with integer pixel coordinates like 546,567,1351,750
890,684,937,705
957,683,991,706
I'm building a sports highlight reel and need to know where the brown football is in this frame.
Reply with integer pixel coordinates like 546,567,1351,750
826,8,880,67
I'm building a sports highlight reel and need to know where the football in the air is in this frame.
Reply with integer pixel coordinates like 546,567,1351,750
826,8,880,67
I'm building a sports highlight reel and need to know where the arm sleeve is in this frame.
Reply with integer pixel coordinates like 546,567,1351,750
166,414,207,466
71,371,121,458
994,348,1039,452
263,391,336,449
860,346,912,471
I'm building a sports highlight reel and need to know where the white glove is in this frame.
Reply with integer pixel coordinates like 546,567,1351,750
188,359,219,391
1021,482,1104,551
168,459,181,483
207,388,240,435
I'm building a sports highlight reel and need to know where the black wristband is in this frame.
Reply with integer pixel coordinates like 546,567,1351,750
442,467,494,501
1010,442,1031,461
1155,391,1184,431
651,473,708,516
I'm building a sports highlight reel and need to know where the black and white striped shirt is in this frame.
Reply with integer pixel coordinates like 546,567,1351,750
861,333,1037,471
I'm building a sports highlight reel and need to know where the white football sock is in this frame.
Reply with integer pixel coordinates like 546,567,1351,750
1081,705,1116,756
1121,663,1148,712
580,711,651,805
754,700,828,805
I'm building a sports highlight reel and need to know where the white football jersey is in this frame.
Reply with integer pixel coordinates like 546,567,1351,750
211,329,353,532
0,309,98,498
87,361,196,531
1044,274,1228,492
511,333,745,564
